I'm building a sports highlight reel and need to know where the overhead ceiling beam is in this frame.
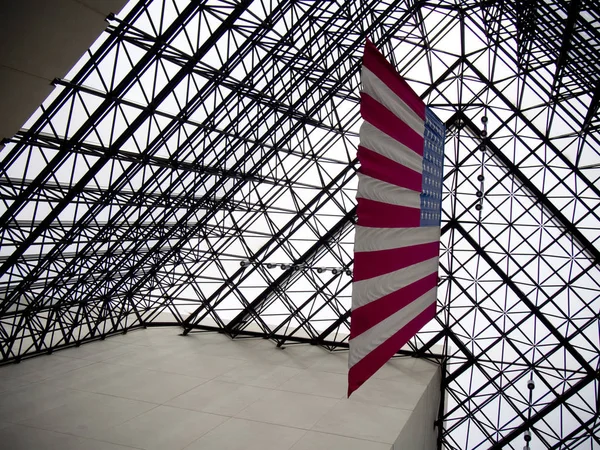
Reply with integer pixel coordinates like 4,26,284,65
0,0,256,354
550,0,581,96
583,78,600,131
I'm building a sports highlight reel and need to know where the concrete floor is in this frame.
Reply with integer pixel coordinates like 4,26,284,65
0,327,438,450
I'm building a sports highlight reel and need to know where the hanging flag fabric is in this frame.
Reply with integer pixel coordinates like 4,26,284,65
348,40,445,396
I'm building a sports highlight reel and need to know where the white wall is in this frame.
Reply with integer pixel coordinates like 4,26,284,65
393,363,441,450
0,0,127,141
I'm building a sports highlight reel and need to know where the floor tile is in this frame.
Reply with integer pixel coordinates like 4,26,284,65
312,400,411,444
0,423,139,450
217,361,301,388
244,346,320,369
88,366,205,404
277,344,333,363
58,340,144,363
19,391,156,439
235,390,337,429
102,345,177,368
278,369,347,398
185,418,305,450
101,405,226,450
107,349,244,380
187,338,263,360
43,362,206,403
0,425,71,450
0,328,431,450
40,361,128,390
178,353,247,379
158,330,229,350
104,330,150,346
0,383,87,423
290,431,391,450
306,351,348,374
0,354,94,382
108,328,206,349
166,380,270,416
0,373,32,394
73,438,141,450
0,424,97,450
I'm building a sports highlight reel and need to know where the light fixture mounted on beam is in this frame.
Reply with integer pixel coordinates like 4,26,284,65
239,260,352,277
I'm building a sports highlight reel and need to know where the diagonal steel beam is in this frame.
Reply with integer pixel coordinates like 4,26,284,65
314,309,350,345
548,415,600,449
490,371,599,449
583,78,600,131
550,0,581,96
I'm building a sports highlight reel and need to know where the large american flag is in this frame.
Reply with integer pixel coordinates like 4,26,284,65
348,40,445,396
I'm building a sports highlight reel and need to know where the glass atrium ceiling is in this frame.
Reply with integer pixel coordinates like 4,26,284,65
0,0,599,448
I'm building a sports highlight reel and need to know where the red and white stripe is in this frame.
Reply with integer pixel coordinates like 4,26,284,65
348,40,440,396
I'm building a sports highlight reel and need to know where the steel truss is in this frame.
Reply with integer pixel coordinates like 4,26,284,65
1,0,599,448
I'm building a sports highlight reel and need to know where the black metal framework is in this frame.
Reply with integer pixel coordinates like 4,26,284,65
1,0,599,448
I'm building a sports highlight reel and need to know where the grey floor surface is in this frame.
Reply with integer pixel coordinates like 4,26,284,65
0,327,437,450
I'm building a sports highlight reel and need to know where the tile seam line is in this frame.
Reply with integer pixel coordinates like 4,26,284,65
1,422,145,449
7,418,146,449
206,415,395,446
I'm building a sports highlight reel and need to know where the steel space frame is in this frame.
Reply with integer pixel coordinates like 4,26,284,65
0,0,599,448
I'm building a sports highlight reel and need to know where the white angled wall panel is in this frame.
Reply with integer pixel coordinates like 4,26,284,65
0,0,127,141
